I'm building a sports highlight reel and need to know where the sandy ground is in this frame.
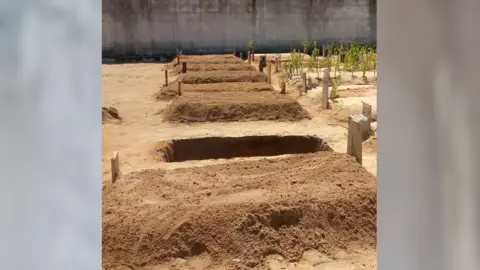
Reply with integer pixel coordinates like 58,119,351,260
102,55,377,269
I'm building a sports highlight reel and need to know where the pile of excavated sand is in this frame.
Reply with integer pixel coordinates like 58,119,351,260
173,63,256,74
102,106,121,124
179,71,267,84
155,82,273,100
102,152,377,270
163,92,310,123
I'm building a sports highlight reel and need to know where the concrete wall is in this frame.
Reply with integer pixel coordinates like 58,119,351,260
102,0,376,58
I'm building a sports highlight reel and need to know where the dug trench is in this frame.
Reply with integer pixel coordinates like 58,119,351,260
152,135,333,163
102,152,377,270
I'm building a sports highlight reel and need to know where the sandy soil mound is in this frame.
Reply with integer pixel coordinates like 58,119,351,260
179,71,267,84
102,152,377,270
174,63,256,74
167,55,243,69
102,106,121,124
155,82,273,100
163,92,310,123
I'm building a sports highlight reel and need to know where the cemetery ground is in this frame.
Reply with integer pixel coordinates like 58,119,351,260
102,53,377,270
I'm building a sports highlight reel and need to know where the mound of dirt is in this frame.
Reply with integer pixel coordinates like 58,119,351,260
179,71,267,84
166,55,243,69
102,106,121,124
155,82,273,100
163,92,310,122
102,152,377,270
174,63,255,74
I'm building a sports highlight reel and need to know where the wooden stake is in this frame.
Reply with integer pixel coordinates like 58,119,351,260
181,62,187,73
177,55,180,65
240,52,243,59
322,69,329,109
302,72,307,93
233,44,236,55
178,80,182,96
280,81,286,94
274,56,279,73
111,151,120,183
347,118,362,164
164,70,168,86
248,51,251,64
267,62,272,84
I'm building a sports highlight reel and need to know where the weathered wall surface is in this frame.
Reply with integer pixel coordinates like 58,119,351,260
102,0,376,57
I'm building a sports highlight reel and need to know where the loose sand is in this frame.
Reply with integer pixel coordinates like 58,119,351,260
102,54,377,270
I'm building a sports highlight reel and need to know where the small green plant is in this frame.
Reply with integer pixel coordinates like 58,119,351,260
359,46,369,80
247,39,254,52
176,48,183,56
345,42,361,78
290,49,302,76
366,46,377,77
309,41,321,78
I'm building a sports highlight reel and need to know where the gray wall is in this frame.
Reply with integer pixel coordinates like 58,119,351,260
102,0,376,57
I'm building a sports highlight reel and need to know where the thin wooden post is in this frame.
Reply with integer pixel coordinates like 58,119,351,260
111,152,120,183
278,54,282,69
233,44,236,55
178,80,182,96
347,118,362,164
267,62,272,84
322,69,329,109
274,56,279,73
177,55,180,65
302,72,307,93
181,62,187,73
248,51,251,64
164,70,168,86
280,81,286,94
240,52,243,59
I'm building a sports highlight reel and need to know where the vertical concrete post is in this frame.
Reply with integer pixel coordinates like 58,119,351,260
347,118,362,164
181,62,187,73
111,151,120,184
280,81,286,94
362,101,372,121
178,80,182,96
267,62,272,84
248,51,251,64
302,72,307,93
164,70,168,86
322,69,330,109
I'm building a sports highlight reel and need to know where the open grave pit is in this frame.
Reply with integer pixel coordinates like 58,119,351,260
153,135,333,163
163,92,311,123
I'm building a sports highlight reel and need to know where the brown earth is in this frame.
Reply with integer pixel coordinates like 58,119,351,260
102,106,122,124
167,55,243,69
163,92,310,123
179,71,267,84
173,63,256,74
102,57,378,270
155,82,273,100
102,152,376,270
